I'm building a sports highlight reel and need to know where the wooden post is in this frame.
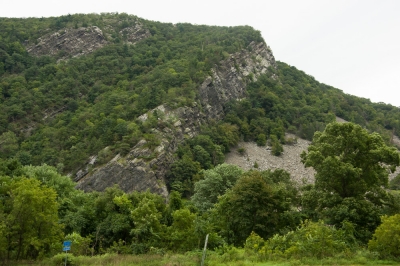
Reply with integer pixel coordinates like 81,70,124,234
201,234,209,266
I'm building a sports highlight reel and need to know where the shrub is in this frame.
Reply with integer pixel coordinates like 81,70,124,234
285,136,298,145
245,232,265,253
368,214,400,258
256,134,266,146
65,232,92,256
270,135,283,156
237,147,246,155
245,220,355,260
48,253,76,266
389,174,400,190
283,220,349,259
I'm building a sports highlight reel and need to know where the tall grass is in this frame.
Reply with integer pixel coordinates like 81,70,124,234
27,252,202,266
13,249,400,266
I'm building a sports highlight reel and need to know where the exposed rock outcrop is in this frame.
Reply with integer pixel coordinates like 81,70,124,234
199,42,276,119
75,41,276,196
27,26,108,59
119,24,151,45
26,23,150,59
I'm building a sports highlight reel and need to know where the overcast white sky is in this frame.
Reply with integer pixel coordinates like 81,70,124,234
1,0,399,106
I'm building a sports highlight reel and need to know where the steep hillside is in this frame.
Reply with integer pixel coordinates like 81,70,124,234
0,13,262,170
75,41,275,195
1,13,400,196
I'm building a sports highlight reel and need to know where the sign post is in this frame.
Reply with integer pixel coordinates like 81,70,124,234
63,241,71,266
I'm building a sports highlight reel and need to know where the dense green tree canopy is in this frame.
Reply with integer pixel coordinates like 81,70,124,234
0,177,63,261
192,163,243,212
1,13,400,176
0,13,262,174
300,122,400,242
368,214,400,258
213,170,298,246
301,122,399,198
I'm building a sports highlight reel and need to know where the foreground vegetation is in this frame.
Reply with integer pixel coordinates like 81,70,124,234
2,123,400,265
15,250,400,266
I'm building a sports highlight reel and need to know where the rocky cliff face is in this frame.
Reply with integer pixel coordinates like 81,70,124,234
27,26,108,59
119,24,151,45
199,41,276,119
75,41,276,196
26,23,150,59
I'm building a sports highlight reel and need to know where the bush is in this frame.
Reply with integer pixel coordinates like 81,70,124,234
256,134,266,146
389,174,400,190
48,253,76,266
285,136,297,145
270,135,283,156
283,220,349,259
237,147,246,155
244,232,268,260
368,214,400,259
245,220,355,260
97,147,113,165
65,232,92,256
214,245,244,263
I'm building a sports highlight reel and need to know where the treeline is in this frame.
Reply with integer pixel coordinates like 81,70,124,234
0,160,295,261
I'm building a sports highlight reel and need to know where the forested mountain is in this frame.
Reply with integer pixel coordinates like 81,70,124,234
1,13,400,263
1,13,399,179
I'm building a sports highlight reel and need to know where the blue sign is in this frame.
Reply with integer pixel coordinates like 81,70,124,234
63,241,71,251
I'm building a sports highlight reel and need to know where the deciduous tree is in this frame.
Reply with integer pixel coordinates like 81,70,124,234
300,122,400,242
191,164,243,212
368,214,400,258
2,178,63,261
213,170,295,246
301,122,399,198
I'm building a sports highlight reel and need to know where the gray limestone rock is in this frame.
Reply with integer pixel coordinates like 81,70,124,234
119,24,151,45
26,23,150,60
27,26,108,59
